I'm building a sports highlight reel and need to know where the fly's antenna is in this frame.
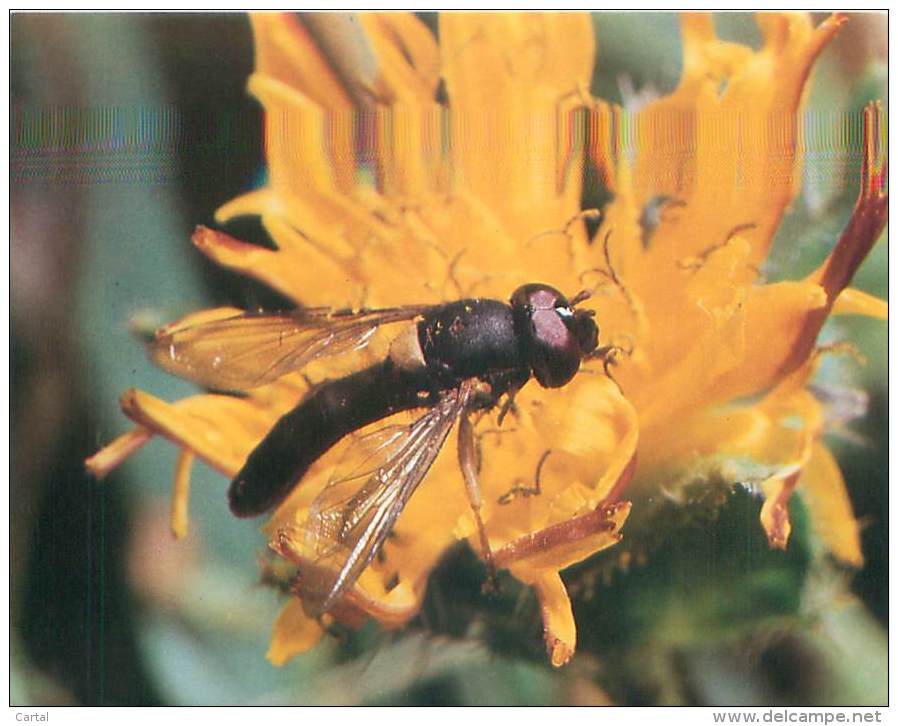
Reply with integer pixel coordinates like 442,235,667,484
568,289,593,308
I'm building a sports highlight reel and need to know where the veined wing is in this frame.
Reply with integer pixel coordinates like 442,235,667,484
149,305,431,391
297,381,475,616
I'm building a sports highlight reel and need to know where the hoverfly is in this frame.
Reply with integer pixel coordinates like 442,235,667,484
151,278,610,615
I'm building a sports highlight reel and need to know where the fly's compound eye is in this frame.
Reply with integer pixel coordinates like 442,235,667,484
511,283,598,388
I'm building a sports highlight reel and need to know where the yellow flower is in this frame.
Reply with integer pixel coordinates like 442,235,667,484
86,12,886,668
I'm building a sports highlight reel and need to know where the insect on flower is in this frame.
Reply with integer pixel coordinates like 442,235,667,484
151,267,619,615
84,12,887,670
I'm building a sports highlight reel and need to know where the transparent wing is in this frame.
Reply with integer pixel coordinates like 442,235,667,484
149,305,430,391
297,381,475,615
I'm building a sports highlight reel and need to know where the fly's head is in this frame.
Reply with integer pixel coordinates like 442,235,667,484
511,283,599,388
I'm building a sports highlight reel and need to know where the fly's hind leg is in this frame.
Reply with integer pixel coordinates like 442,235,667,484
457,412,498,594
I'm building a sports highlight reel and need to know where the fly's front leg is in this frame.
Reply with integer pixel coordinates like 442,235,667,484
592,335,634,394
496,384,521,426
458,411,498,593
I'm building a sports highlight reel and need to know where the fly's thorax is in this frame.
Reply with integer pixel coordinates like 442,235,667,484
388,323,427,371
417,299,528,382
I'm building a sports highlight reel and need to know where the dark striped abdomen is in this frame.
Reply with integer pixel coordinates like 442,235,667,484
228,360,435,517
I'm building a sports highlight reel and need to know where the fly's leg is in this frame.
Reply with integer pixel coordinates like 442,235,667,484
496,384,522,427
458,412,498,593
591,334,634,395
498,450,552,505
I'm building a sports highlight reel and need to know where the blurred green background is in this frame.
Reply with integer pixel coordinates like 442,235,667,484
10,12,887,706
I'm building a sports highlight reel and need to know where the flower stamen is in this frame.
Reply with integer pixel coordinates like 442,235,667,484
678,222,758,272
523,207,602,264
498,449,553,505
579,229,646,338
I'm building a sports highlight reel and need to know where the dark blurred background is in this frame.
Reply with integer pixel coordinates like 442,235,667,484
10,12,887,705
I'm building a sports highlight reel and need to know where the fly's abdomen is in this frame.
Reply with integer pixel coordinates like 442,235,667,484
418,299,526,381
228,360,434,517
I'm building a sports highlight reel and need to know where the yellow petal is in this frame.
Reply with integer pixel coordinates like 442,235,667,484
118,387,293,478
476,375,637,557
440,13,594,238
694,281,828,408
800,443,864,567
85,427,151,478
250,13,352,112
832,288,888,320
191,223,349,308
170,449,194,540
250,13,355,192
531,571,576,667
356,13,439,103
760,467,801,550
267,598,326,666
630,13,846,268
248,73,350,197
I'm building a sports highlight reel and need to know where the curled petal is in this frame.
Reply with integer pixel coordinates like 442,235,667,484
718,282,827,396
760,466,802,550
477,375,638,554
